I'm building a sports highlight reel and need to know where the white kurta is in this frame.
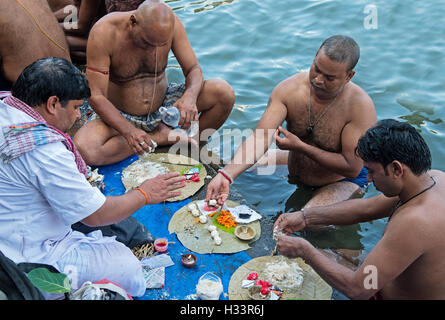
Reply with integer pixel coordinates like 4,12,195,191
0,100,145,297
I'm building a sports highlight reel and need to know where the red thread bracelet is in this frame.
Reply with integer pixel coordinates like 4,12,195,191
218,169,233,184
86,66,110,75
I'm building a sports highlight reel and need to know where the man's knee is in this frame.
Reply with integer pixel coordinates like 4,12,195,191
218,79,235,110
208,79,235,111
73,129,104,166
306,181,360,208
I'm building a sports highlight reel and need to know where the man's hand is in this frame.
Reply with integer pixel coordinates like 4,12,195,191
139,172,186,204
273,211,306,235
205,173,230,207
123,127,156,155
277,235,311,259
173,95,198,130
274,126,302,151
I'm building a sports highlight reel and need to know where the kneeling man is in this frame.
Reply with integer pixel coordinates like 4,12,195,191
275,119,445,299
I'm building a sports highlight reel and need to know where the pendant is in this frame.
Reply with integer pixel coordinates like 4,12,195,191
306,125,314,135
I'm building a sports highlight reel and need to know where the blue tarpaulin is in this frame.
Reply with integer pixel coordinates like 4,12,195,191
97,155,252,300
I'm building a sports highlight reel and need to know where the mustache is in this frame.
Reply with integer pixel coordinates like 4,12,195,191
310,81,325,90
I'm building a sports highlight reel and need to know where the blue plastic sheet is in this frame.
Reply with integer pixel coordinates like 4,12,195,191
97,155,252,300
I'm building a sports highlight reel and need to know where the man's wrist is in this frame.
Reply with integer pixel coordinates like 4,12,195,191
134,187,149,205
218,168,233,184
300,208,309,227
299,237,314,260
293,138,305,152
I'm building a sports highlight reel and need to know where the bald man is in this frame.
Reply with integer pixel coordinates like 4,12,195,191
73,0,235,166
0,0,71,90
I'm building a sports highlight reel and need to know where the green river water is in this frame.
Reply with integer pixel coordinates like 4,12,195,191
165,0,445,281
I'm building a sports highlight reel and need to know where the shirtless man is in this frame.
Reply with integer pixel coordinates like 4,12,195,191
49,0,106,62
0,0,70,89
206,35,376,211
275,120,445,299
73,0,235,166
105,0,145,13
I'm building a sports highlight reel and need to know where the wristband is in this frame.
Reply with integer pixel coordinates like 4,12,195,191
301,208,308,227
135,187,149,205
218,168,233,184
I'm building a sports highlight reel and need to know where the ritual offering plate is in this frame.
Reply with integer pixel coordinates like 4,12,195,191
168,200,261,254
121,153,207,201
228,256,332,300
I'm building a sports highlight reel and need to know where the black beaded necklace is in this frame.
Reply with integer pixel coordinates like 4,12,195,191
388,176,436,222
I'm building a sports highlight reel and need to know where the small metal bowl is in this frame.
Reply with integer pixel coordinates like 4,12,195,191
234,225,256,241
181,253,197,268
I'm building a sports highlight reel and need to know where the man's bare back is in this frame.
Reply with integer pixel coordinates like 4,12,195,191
0,0,70,83
378,170,445,299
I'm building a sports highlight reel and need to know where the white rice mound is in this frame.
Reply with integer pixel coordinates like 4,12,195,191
263,257,304,289
122,160,168,187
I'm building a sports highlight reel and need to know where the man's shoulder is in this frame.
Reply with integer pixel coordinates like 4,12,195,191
344,82,376,124
280,71,308,86
90,12,124,39
390,196,439,232
430,169,445,179
274,72,308,96
346,82,374,107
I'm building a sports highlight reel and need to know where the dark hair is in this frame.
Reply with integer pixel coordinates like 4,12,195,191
318,35,360,72
11,57,90,108
356,119,432,175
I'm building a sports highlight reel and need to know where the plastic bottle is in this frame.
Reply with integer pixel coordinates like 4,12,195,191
159,106,199,137
159,106,180,128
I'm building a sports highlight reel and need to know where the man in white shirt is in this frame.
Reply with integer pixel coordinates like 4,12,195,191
0,57,185,297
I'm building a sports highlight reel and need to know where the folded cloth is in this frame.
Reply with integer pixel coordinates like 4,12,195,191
0,93,88,178
229,205,263,224
120,109,163,132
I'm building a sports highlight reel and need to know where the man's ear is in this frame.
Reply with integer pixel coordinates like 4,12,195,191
391,160,404,178
345,70,355,82
45,96,60,115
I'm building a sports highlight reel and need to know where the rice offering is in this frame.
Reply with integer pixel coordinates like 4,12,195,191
263,257,304,289
122,160,168,187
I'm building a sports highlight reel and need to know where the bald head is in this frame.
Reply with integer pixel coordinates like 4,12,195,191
133,0,175,44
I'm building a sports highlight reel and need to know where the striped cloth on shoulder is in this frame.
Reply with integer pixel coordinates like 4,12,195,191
0,92,88,178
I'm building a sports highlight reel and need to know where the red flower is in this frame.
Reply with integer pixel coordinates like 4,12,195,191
260,287,270,296
247,273,258,280
255,280,272,288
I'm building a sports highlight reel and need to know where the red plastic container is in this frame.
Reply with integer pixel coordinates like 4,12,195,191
154,238,168,253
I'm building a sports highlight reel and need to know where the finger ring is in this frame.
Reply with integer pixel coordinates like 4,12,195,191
139,141,146,147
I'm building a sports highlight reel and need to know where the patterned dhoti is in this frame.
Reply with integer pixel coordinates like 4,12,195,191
88,82,186,132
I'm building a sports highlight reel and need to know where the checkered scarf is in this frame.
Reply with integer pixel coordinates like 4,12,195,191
0,92,88,178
